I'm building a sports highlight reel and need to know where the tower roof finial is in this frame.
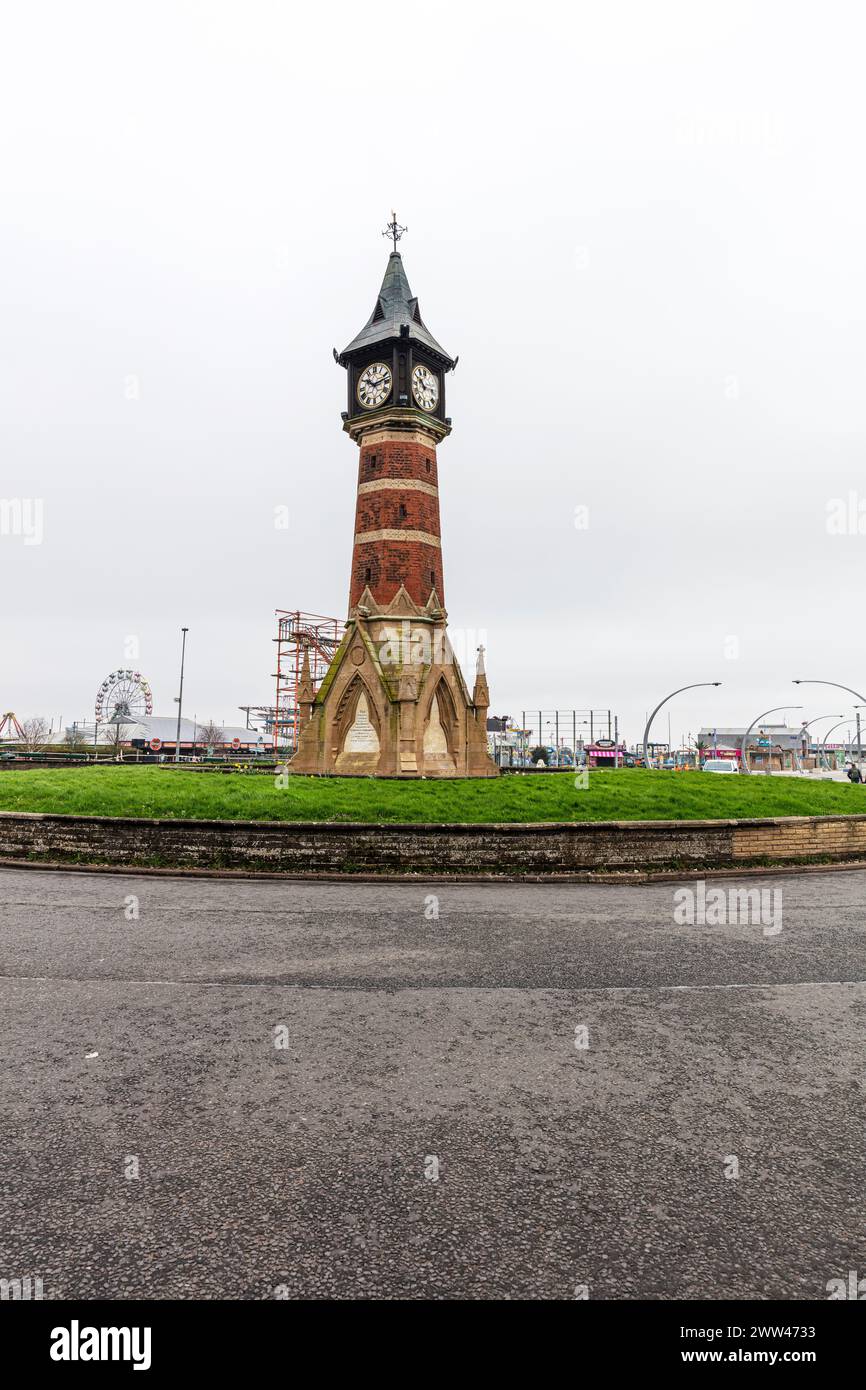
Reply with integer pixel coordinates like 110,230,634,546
382,210,406,253
339,222,454,365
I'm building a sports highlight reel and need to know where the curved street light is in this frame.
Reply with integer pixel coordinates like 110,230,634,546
842,730,859,763
819,718,856,772
794,680,866,772
833,729,860,771
792,712,844,772
793,678,866,705
642,682,721,769
740,705,803,776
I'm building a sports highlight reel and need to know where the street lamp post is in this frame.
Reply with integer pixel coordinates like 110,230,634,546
740,705,803,775
642,683,721,769
794,681,866,771
817,719,854,772
793,678,866,705
174,627,188,764
793,713,844,772
835,705,866,768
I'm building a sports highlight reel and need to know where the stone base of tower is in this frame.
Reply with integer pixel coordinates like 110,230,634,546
288,587,497,779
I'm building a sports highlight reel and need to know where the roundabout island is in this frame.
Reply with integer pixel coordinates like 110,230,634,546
2,766,866,878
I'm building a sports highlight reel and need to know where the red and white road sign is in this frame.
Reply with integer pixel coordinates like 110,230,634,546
231,737,241,750
149,737,162,752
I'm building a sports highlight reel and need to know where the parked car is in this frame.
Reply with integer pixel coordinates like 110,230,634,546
662,758,676,769
702,758,739,774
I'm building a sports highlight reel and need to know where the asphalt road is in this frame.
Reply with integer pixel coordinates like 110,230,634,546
1,865,865,1301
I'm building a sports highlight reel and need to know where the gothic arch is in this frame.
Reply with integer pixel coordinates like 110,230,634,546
423,676,459,760
333,673,382,755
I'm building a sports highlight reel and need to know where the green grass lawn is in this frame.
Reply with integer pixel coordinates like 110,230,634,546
0,766,862,824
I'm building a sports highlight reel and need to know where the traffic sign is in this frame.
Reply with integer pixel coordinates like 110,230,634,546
149,737,162,752
231,737,241,750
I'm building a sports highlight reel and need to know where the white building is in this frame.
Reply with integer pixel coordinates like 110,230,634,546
54,716,267,754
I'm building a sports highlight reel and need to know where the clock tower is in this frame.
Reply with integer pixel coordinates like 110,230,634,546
290,218,497,778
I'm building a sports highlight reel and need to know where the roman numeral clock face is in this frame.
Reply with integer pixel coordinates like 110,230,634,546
356,361,392,409
412,364,439,412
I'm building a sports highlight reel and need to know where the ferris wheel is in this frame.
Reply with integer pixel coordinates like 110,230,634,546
95,670,153,725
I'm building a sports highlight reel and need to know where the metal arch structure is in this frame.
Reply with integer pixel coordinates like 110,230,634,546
819,718,857,772
94,670,153,726
793,678,866,706
641,682,721,768
791,712,844,772
739,704,803,775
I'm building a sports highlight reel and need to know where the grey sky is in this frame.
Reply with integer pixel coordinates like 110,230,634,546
2,1,865,748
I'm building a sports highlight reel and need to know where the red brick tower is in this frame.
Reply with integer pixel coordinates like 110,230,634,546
350,429,444,614
290,221,496,778
343,245,451,616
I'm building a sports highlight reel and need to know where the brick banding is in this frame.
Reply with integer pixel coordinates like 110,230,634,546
350,433,444,609
354,529,442,547
357,479,439,497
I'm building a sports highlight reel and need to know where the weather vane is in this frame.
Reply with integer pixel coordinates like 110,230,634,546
382,210,407,251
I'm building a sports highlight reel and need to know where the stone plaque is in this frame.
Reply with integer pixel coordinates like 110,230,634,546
343,692,380,753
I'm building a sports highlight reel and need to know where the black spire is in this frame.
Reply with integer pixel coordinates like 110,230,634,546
339,245,454,368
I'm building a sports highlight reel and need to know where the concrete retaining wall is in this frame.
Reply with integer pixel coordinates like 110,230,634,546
2,809,866,875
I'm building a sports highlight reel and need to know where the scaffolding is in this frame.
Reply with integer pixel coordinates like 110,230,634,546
238,706,280,735
273,610,343,755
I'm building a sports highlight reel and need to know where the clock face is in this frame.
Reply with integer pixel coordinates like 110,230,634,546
356,361,392,409
411,363,439,412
